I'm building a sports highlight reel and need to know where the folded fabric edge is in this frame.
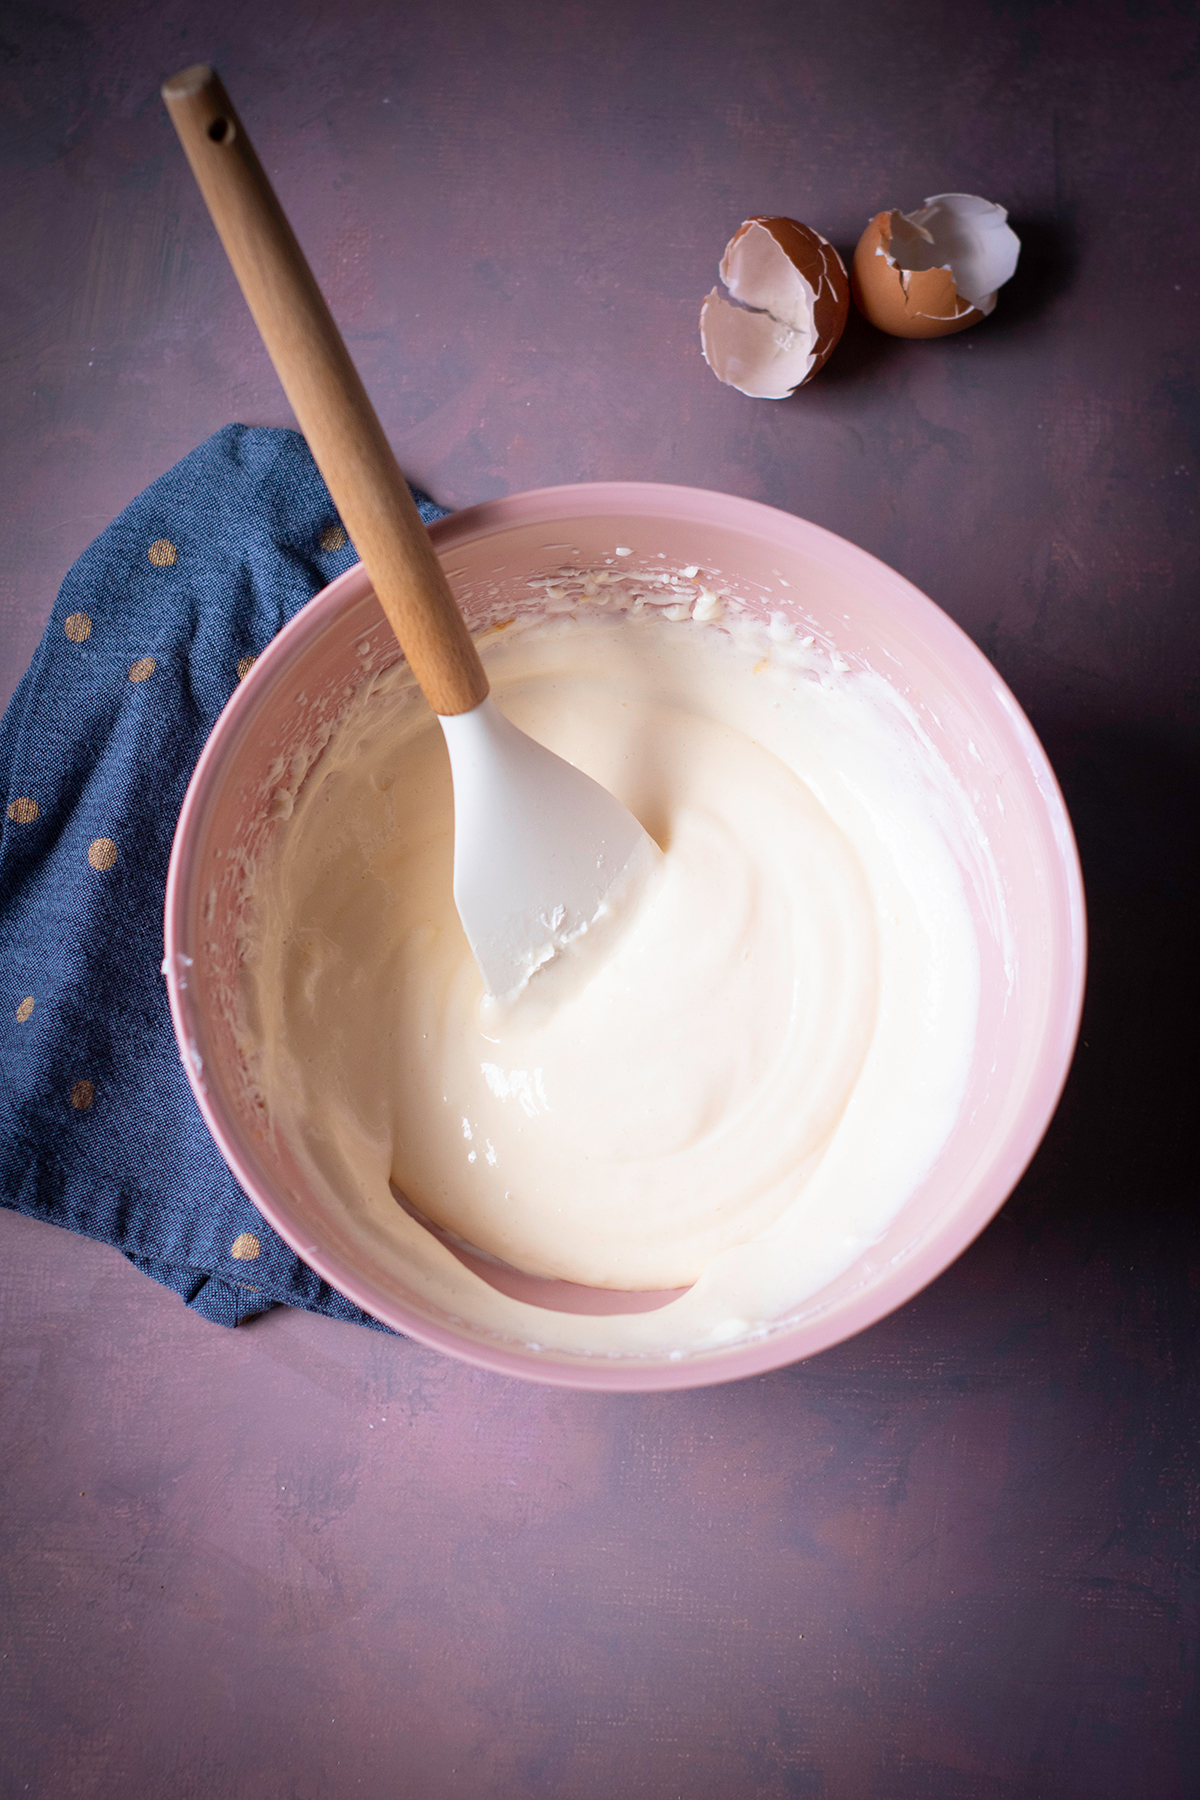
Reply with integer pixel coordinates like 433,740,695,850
2,1185,396,1335
123,1251,397,1333
123,1252,280,1326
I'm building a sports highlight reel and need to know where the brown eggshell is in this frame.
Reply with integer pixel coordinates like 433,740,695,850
701,216,850,398
851,211,984,340
724,216,850,378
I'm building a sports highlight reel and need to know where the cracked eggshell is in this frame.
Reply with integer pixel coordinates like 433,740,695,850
700,216,849,398
851,194,1021,339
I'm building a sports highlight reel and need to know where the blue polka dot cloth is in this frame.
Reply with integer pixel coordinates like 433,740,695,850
0,425,448,1330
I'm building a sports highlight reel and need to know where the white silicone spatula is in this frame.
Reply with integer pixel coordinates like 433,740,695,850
163,66,656,997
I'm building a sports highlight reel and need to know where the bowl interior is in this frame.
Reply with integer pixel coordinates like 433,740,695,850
165,483,1085,1390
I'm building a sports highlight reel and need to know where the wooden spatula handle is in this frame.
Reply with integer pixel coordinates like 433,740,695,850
161,64,488,716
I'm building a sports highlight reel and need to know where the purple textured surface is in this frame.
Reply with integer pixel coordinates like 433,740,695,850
1,2,1196,1795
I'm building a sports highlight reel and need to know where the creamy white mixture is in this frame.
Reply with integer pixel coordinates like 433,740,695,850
241,600,981,1358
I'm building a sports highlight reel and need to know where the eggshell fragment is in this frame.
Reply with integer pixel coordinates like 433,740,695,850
700,217,849,398
851,194,1021,339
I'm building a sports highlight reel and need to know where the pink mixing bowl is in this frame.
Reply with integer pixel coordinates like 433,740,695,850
164,483,1086,1389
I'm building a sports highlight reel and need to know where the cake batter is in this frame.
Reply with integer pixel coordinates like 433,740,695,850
239,601,981,1355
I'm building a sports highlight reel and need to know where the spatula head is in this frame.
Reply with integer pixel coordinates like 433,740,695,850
439,697,658,1000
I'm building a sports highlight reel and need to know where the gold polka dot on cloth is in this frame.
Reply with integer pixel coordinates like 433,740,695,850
231,1232,261,1261
64,613,92,642
319,524,347,551
148,538,178,567
7,797,39,823
128,657,156,683
16,997,34,1023
236,655,257,681
87,837,118,871
71,1079,95,1111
